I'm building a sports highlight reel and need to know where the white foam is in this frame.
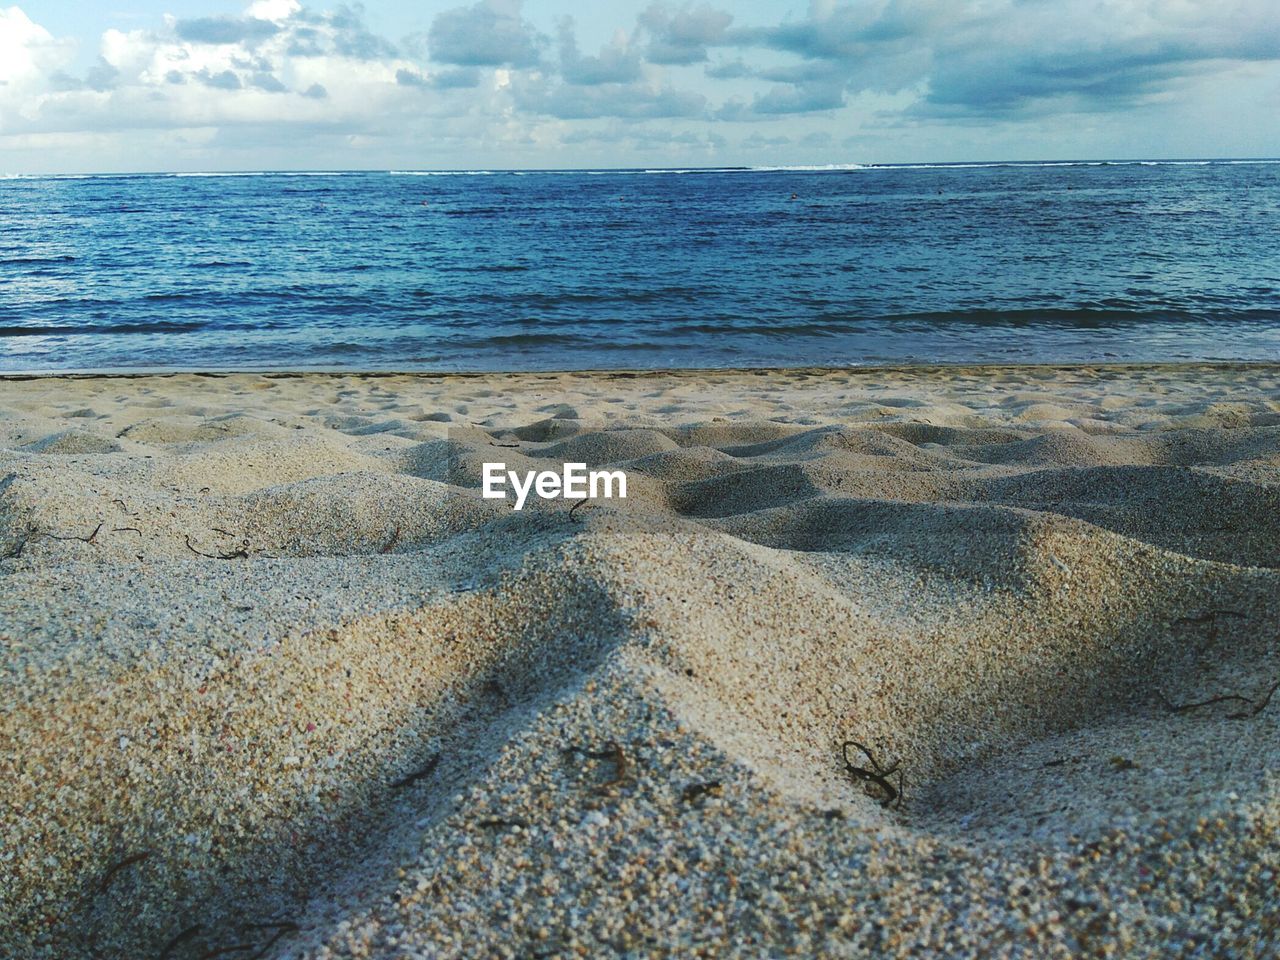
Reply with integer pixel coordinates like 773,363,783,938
388,170,497,176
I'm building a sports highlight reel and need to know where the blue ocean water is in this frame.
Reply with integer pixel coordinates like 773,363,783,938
1,160,1278,372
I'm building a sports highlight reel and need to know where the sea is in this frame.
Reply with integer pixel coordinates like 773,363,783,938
2,160,1278,373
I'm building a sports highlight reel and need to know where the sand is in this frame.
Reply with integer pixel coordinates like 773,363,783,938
1,363,1278,959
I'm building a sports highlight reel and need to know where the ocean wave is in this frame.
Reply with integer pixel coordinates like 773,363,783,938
1,255,76,265
389,170,498,176
0,322,209,337
870,159,1280,171
747,163,872,172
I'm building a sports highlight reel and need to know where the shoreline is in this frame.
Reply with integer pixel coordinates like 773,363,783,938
1,357,1278,382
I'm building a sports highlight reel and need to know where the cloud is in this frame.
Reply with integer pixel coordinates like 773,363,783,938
741,132,790,147
513,76,706,120
249,72,288,93
395,67,427,87
428,0,543,68
396,66,482,90
909,3,1280,118
705,58,751,80
324,6,397,61
734,0,1280,118
560,126,726,153
174,16,280,46
638,3,732,65
4,0,1280,172
0,2,441,152
0,6,76,92
751,80,845,115
196,68,243,90
557,18,641,85
430,67,483,89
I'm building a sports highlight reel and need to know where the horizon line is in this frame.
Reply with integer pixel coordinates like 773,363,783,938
4,156,1280,179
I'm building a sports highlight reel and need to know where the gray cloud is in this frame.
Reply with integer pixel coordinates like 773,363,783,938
730,0,1280,118
431,68,484,90
558,18,642,85
704,58,751,80
751,81,845,115
173,7,396,62
327,5,398,60
47,59,119,93
9,0,1280,174
914,18,1280,118
395,68,428,87
396,66,482,90
285,27,327,57
429,0,544,68
561,126,725,151
638,2,732,65
250,73,289,93
194,69,243,91
175,16,280,46
514,78,706,120
741,1,942,63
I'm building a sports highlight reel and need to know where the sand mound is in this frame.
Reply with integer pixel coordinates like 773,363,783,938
533,427,678,464
19,429,125,455
2,365,1279,959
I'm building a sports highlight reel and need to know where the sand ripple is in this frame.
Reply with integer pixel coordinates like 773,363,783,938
1,365,1278,959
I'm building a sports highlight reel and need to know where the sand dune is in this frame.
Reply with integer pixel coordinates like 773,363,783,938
1,364,1278,959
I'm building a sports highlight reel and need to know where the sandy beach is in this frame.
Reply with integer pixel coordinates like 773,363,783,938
2,363,1278,959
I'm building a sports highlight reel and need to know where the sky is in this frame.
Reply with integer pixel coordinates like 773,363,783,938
1,0,1278,172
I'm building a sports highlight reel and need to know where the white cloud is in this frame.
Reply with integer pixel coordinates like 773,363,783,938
246,0,302,21
1,0,1279,171
0,7,73,85
0,6,77,126
1,3,445,143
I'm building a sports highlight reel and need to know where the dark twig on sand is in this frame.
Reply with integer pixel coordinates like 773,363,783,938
1042,755,1083,768
1157,690,1253,714
1175,609,1247,625
594,740,630,792
1159,676,1280,720
389,755,439,789
44,521,104,544
184,535,249,560
841,741,904,809
1174,609,1248,642
157,924,202,960
681,781,723,804
476,817,529,830
566,741,632,793
197,943,254,959
568,498,591,520
246,922,299,959
1227,678,1280,719
99,850,151,894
